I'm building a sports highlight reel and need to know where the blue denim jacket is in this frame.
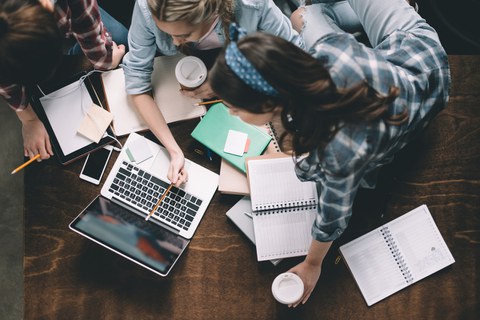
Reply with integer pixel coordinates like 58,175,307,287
123,0,303,94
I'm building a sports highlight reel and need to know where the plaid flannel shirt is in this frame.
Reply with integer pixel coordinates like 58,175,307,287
295,21,450,242
0,0,112,111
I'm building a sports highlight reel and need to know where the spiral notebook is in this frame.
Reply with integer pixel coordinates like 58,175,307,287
246,154,318,261
339,205,455,306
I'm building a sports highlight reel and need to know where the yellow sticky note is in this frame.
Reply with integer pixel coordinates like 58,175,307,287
77,104,113,143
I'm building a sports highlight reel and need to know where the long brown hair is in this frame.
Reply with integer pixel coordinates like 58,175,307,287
209,32,406,157
0,0,62,85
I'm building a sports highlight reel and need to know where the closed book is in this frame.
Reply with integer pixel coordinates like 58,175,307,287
191,103,272,173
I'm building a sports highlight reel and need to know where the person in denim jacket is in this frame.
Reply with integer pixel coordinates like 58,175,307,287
122,0,302,186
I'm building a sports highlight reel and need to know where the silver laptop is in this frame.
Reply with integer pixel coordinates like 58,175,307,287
70,132,218,276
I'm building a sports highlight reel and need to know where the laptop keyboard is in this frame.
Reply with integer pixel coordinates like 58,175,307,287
108,161,203,231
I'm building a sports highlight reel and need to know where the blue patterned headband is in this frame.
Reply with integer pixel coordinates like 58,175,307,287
225,23,280,97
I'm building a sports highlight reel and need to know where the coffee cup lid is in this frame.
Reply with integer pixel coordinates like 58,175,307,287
271,272,304,305
175,56,207,88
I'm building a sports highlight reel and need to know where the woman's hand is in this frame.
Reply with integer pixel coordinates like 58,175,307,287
180,81,216,100
287,260,322,307
111,41,126,68
286,240,332,307
18,106,53,160
167,149,188,187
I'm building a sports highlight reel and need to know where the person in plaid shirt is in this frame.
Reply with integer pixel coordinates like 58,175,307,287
0,0,127,160
208,0,450,306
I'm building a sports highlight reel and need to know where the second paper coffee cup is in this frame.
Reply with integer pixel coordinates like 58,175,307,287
175,56,207,91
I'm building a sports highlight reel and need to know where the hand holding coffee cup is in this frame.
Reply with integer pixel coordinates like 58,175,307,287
271,272,304,305
175,56,208,91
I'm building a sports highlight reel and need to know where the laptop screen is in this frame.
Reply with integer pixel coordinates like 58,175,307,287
70,196,189,276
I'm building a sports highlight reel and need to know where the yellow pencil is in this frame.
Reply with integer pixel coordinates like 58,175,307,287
194,99,223,106
11,154,41,174
145,183,174,221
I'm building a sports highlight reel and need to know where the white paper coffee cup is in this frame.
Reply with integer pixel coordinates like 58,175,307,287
175,56,207,90
271,272,304,305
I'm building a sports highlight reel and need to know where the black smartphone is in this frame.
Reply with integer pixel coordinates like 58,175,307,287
79,146,113,185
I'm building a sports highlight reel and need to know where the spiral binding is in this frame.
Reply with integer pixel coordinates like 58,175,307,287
266,122,281,153
381,226,414,283
255,204,317,215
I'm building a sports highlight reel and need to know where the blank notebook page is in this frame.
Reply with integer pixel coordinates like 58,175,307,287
253,206,316,261
247,157,317,211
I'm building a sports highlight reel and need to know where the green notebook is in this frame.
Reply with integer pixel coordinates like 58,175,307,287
191,103,272,173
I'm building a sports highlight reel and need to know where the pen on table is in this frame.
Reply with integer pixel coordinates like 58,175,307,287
145,183,174,221
244,211,253,218
205,147,213,161
11,154,41,175
194,99,223,106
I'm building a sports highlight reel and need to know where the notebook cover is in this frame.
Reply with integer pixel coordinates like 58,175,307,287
191,103,272,173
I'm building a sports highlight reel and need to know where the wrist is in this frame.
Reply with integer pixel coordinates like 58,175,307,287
304,254,324,267
166,145,183,158
17,107,39,123
304,240,333,267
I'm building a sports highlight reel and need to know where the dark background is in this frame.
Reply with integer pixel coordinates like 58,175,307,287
98,0,480,54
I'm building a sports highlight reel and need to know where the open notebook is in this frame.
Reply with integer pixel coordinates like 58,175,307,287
339,205,455,306
101,54,206,136
246,154,318,261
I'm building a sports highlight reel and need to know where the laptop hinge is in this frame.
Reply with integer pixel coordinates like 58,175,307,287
110,196,181,235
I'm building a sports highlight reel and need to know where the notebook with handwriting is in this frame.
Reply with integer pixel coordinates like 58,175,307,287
246,155,318,261
339,205,455,306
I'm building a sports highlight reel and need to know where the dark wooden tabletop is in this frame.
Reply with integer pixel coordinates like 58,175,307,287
24,56,480,320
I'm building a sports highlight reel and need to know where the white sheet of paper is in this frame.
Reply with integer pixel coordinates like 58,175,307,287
40,80,97,156
224,129,248,156
126,137,153,164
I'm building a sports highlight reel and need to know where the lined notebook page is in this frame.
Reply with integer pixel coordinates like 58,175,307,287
253,206,316,261
247,157,317,211
388,205,455,282
339,228,410,305
340,205,455,306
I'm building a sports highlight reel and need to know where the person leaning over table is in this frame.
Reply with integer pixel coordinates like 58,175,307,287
122,0,305,187
208,0,450,307
0,0,128,161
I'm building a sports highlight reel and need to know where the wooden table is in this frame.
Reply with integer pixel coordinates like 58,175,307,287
24,56,480,319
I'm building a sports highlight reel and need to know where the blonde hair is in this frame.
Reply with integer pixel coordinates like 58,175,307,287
147,0,234,25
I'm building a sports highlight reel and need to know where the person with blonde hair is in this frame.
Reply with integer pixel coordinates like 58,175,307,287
122,0,302,186
209,0,449,306
0,0,127,161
